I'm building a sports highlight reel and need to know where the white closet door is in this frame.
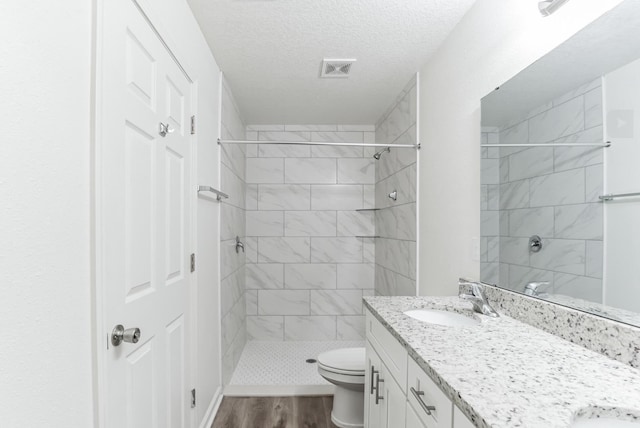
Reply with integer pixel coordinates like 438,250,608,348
98,0,193,426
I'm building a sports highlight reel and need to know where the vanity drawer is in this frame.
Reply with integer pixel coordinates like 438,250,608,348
366,309,408,393
407,357,453,428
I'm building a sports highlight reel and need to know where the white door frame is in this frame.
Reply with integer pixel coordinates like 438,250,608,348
92,0,200,425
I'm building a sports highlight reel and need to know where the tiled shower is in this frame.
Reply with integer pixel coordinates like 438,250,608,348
220,76,419,387
244,124,377,343
374,77,418,297
220,78,248,384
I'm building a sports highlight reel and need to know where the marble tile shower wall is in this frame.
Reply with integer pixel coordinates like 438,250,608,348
244,124,377,341
220,79,247,384
374,77,418,296
480,79,604,302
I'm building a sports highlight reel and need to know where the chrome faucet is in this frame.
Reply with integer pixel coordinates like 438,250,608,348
523,281,551,297
458,279,499,318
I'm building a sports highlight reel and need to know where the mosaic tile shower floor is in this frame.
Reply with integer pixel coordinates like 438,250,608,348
229,341,364,386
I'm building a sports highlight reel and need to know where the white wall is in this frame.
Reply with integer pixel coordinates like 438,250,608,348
418,0,625,295
0,1,94,426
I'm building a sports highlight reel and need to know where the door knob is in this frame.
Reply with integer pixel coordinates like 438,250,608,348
111,324,141,347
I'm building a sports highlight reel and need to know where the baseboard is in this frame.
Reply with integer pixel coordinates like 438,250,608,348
199,386,223,428
223,384,335,397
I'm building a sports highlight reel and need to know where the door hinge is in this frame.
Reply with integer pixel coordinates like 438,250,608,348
191,388,196,408
190,115,196,135
190,253,195,273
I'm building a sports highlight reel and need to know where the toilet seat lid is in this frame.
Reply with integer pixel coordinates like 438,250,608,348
317,347,365,373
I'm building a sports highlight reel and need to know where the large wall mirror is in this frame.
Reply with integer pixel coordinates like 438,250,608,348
480,0,640,327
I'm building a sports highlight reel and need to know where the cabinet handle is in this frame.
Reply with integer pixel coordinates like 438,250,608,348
410,387,436,416
370,366,379,395
375,374,384,404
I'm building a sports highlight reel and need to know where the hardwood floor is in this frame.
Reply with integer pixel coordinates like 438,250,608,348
212,396,339,428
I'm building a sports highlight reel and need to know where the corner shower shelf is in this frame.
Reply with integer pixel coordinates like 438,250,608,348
355,208,380,212
355,236,380,239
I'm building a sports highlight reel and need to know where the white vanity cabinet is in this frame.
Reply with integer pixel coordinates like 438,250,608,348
365,308,408,428
365,309,476,428
365,341,406,428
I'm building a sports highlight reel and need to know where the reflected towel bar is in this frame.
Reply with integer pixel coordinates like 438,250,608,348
481,141,611,148
599,192,640,201
197,185,229,201
218,138,420,149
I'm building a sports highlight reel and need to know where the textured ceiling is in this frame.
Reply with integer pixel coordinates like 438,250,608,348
186,0,476,124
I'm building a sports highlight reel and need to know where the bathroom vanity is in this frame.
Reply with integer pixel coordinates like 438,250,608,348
364,303,474,428
363,295,640,428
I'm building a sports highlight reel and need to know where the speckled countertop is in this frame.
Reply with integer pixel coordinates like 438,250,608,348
363,296,640,428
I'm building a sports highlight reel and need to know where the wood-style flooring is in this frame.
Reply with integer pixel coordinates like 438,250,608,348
212,396,339,428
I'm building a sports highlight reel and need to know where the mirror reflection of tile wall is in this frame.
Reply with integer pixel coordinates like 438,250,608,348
480,79,604,302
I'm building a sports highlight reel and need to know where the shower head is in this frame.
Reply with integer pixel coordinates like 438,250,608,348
373,147,391,160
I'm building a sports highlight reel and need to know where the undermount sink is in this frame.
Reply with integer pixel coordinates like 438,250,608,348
403,309,480,327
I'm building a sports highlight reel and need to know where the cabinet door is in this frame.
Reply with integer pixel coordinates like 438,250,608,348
453,406,475,428
365,341,382,428
406,402,428,428
378,362,407,428
366,310,408,393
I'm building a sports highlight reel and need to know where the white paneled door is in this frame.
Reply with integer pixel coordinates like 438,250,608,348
98,0,193,426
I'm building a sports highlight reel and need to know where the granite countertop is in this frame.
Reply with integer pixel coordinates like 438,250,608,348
363,296,640,428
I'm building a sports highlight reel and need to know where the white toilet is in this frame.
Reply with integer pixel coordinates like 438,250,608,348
317,347,366,428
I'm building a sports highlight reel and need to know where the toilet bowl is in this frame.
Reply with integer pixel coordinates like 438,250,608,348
317,347,366,428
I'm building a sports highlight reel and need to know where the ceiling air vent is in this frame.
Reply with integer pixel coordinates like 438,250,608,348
320,59,356,78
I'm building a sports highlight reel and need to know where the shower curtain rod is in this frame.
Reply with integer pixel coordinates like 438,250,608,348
481,142,611,148
218,138,420,149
